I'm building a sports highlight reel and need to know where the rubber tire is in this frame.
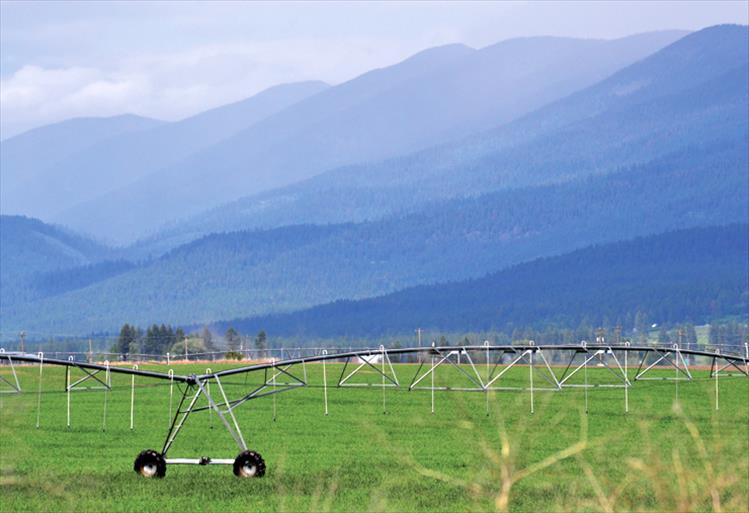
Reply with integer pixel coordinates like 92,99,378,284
134,449,167,478
233,450,266,478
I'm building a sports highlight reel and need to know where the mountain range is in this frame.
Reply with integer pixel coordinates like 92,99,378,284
137,25,746,255
0,25,746,341
2,30,685,243
0,81,329,225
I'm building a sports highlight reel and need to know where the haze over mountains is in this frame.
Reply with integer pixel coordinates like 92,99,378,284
2,30,685,243
148,24,748,251
0,81,329,224
0,25,747,341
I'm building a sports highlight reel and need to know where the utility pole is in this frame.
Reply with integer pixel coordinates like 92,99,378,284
19,331,25,353
88,338,93,363
184,337,188,361
416,328,422,363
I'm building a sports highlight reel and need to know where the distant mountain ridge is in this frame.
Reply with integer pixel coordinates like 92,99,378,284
0,114,163,215
140,25,745,254
52,31,686,242
0,81,329,226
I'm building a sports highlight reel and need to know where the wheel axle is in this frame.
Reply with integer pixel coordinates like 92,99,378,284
134,449,265,478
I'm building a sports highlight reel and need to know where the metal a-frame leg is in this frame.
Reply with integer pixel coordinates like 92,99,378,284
483,349,559,391
159,377,249,467
558,348,630,388
409,348,484,391
0,354,21,394
338,352,399,387
635,348,692,381
709,357,749,378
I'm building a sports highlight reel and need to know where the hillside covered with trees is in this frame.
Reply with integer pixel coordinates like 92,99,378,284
220,225,749,342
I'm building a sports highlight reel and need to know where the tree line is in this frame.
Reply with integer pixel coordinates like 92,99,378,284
113,323,269,359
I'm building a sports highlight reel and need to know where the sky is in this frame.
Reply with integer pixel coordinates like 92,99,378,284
1,0,747,139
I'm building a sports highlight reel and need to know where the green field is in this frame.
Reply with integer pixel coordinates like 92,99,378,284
1,360,747,512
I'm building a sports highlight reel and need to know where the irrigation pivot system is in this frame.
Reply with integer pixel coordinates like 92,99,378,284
1,343,747,478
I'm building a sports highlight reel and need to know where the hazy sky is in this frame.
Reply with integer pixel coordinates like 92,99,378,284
1,0,747,138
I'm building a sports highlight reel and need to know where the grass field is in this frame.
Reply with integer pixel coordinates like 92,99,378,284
1,359,747,512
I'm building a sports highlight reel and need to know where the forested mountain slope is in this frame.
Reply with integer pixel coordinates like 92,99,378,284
3,136,745,336
220,224,749,338
0,216,111,308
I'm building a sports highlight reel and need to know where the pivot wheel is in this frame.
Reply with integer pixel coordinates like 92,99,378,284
233,450,266,478
134,449,167,478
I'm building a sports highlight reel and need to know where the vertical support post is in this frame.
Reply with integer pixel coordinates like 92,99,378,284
485,341,490,416
381,345,386,415
66,357,72,429
167,352,171,366
102,361,110,431
674,344,679,404
36,352,44,428
271,359,277,422
431,342,435,415
322,350,329,416
714,351,719,411
130,364,137,430
168,369,174,427
206,368,213,429
582,342,588,415
624,342,629,414
529,347,534,415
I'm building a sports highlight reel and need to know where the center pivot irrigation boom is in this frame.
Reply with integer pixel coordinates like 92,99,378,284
2,343,747,478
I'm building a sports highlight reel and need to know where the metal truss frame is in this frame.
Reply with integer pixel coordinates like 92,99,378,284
634,345,692,381
407,346,561,392
1,343,747,475
556,346,630,389
709,351,749,378
408,347,486,391
337,347,399,387
64,357,112,391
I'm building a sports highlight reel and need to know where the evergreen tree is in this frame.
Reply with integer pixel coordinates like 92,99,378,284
225,327,240,351
143,324,160,354
201,327,215,351
254,330,267,351
116,324,137,360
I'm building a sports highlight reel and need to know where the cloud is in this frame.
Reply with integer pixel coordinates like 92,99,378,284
0,65,152,137
0,36,431,139
4,1,742,139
